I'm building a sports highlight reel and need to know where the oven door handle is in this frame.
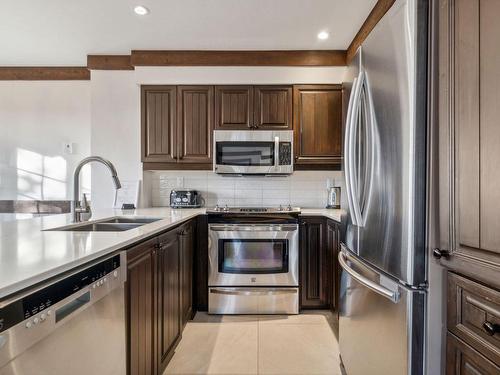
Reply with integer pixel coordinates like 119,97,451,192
209,225,298,232
210,288,298,296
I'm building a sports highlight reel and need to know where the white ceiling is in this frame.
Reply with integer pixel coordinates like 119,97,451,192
0,0,376,66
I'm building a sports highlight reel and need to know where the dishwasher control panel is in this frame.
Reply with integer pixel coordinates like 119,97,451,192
0,254,120,334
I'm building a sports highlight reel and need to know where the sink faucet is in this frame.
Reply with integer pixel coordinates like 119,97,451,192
72,156,121,222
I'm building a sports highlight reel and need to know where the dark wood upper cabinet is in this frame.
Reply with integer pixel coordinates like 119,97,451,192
127,239,157,375
215,85,253,129
438,0,500,288
156,229,181,373
300,217,330,309
141,85,177,163
254,86,293,129
293,85,343,169
177,86,214,164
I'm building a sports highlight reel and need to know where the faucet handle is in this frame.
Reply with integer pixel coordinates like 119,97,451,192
78,193,92,221
81,193,89,210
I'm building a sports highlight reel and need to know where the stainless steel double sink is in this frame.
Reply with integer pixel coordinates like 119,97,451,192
45,217,162,232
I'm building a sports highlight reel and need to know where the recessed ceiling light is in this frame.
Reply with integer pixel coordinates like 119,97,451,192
134,5,150,16
317,31,329,40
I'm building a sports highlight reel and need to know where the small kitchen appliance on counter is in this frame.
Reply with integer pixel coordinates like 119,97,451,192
170,190,201,208
326,186,341,209
207,206,300,314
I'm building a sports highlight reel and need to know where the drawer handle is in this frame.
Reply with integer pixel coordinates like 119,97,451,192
483,321,500,336
432,248,450,259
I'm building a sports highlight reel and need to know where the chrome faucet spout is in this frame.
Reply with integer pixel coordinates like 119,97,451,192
72,156,121,222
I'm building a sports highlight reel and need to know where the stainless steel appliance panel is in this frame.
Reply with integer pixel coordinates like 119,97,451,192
208,224,299,286
0,253,126,375
209,287,299,314
344,0,428,286
339,246,425,375
213,130,293,175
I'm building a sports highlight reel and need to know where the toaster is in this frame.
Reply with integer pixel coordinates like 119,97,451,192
170,190,201,208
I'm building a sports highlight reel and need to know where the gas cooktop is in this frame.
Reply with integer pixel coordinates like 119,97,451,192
206,205,301,214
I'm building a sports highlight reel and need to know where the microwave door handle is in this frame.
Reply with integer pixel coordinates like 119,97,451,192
274,136,280,168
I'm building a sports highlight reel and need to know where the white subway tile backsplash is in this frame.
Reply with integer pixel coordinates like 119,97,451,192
149,170,343,208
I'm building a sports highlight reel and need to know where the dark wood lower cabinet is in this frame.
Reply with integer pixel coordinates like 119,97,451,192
127,238,157,375
447,333,500,375
180,221,195,326
300,217,341,311
127,220,195,375
157,229,182,373
327,219,340,313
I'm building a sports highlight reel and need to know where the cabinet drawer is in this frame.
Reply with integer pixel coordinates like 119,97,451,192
448,272,500,365
447,333,500,375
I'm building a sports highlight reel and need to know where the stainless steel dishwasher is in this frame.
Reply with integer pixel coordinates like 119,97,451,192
0,252,126,375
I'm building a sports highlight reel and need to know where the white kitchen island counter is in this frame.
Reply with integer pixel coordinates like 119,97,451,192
0,207,343,300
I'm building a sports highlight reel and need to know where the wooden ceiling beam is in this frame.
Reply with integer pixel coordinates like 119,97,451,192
0,67,90,80
346,0,396,64
130,50,347,67
87,55,134,70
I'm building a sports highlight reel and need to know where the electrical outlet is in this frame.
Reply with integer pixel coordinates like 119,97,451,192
63,142,74,154
176,177,184,188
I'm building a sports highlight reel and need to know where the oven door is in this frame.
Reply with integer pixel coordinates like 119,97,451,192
208,224,299,286
213,130,293,175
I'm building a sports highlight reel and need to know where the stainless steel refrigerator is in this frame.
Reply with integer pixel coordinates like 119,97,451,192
339,0,428,374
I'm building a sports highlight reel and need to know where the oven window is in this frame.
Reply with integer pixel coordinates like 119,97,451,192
216,142,274,166
218,239,288,274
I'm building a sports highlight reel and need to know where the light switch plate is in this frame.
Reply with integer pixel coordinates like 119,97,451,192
63,142,74,154
176,177,184,188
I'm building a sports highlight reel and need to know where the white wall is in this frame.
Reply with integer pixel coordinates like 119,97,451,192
90,66,347,209
0,82,91,200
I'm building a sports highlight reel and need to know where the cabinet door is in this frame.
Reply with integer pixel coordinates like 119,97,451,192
300,217,329,309
127,239,157,375
141,86,177,163
177,86,214,164
293,85,342,169
327,220,340,313
157,230,181,372
446,333,500,374
438,0,500,287
254,86,292,129
180,221,194,326
215,85,253,129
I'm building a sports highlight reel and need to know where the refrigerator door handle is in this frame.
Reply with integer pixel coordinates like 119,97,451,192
338,251,400,303
344,76,359,226
348,70,365,226
358,71,377,227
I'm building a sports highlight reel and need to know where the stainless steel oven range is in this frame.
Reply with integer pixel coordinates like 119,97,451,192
207,207,300,314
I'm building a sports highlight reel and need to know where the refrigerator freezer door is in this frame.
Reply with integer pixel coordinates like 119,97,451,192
339,246,425,375
348,0,428,286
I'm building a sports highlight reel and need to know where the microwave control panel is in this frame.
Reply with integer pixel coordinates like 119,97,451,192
279,142,292,165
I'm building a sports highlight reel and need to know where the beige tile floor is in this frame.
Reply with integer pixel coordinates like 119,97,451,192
164,311,341,375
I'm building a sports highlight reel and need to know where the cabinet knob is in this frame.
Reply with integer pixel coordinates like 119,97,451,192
432,248,450,259
483,321,500,336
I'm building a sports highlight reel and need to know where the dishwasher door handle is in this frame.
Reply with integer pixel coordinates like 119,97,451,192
338,251,400,303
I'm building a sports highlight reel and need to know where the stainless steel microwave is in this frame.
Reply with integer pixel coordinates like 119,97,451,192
213,130,293,175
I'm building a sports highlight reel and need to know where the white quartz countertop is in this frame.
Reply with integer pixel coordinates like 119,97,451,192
0,207,343,300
